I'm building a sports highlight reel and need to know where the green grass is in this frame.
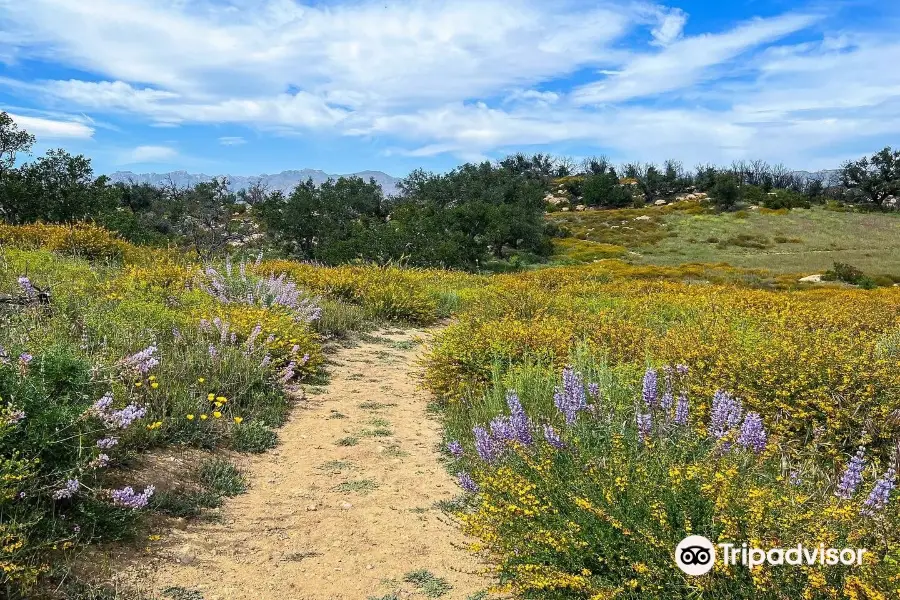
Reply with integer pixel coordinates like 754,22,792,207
152,458,247,519
317,460,354,474
638,206,900,274
335,436,359,446
549,205,900,275
403,570,452,598
358,401,396,410
360,427,393,437
331,479,379,494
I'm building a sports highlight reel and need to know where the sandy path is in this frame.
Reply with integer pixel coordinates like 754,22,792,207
146,328,488,600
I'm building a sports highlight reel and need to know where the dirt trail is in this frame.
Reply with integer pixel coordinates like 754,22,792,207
144,328,488,600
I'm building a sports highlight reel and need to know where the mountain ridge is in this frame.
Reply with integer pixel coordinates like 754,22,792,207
106,168,402,196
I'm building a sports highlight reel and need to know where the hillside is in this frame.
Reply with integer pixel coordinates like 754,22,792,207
107,168,402,196
549,204,900,276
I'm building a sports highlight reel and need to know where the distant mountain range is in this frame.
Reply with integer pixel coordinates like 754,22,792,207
106,169,402,196
792,169,841,183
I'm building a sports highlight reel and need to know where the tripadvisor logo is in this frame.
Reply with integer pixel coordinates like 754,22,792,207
676,535,716,575
675,535,867,576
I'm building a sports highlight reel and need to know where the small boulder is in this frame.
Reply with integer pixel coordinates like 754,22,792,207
799,274,824,283
634,215,652,221
654,199,667,206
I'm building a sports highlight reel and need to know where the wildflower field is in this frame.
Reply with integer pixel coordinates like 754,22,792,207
427,263,900,597
0,224,456,596
1,222,899,599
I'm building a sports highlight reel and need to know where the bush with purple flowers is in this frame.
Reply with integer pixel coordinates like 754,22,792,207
440,358,900,598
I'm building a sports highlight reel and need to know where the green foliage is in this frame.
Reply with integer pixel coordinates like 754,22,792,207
823,262,881,288
445,358,900,598
580,171,633,208
230,420,278,453
840,146,900,206
711,173,741,209
402,569,453,598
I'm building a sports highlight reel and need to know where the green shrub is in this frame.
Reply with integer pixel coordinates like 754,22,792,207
230,420,278,453
445,359,900,598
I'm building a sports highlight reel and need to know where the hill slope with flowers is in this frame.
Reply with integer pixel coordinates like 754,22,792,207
1,223,899,599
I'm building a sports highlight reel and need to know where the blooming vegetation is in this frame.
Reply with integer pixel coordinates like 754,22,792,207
445,364,900,598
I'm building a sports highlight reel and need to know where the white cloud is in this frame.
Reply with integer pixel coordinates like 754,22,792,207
120,145,178,164
650,7,687,46
1,0,898,168
572,13,818,105
218,136,246,146
6,112,94,138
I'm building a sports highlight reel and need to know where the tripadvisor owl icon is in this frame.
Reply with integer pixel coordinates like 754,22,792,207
676,535,716,576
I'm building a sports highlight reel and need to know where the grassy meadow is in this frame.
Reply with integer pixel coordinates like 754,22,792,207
1,218,899,599
550,204,900,276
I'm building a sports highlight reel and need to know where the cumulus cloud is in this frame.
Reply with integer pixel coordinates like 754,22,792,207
218,136,246,146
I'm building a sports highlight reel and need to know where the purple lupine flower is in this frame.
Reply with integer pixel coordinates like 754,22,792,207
457,472,479,493
53,479,80,500
636,413,652,444
260,354,272,368
18,276,37,300
199,318,211,332
543,424,565,449
19,353,33,366
676,364,689,377
489,415,516,444
172,327,182,340
861,468,897,516
92,454,110,468
97,436,119,449
111,485,155,509
208,344,218,358
122,345,159,374
279,361,297,384
473,425,500,463
836,447,866,500
789,470,802,486
230,332,237,345
290,344,300,355
447,440,464,458
255,251,263,266
93,393,114,413
0,344,8,364
661,391,674,415
301,353,310,364
709,390,743,441
642,367,658,409
265,334,276,345
506,391,533,446
554,367,587,425
104,404,147,429
737,412,768,453
588,383,600,398
247,324,263,349
674,393,689,426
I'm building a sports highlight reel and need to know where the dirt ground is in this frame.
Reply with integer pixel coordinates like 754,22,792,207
117,328,489,600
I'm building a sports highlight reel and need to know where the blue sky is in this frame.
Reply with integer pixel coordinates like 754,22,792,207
1,0,899,177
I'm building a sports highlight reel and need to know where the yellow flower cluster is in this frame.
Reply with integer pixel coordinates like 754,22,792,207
425,263,900,454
